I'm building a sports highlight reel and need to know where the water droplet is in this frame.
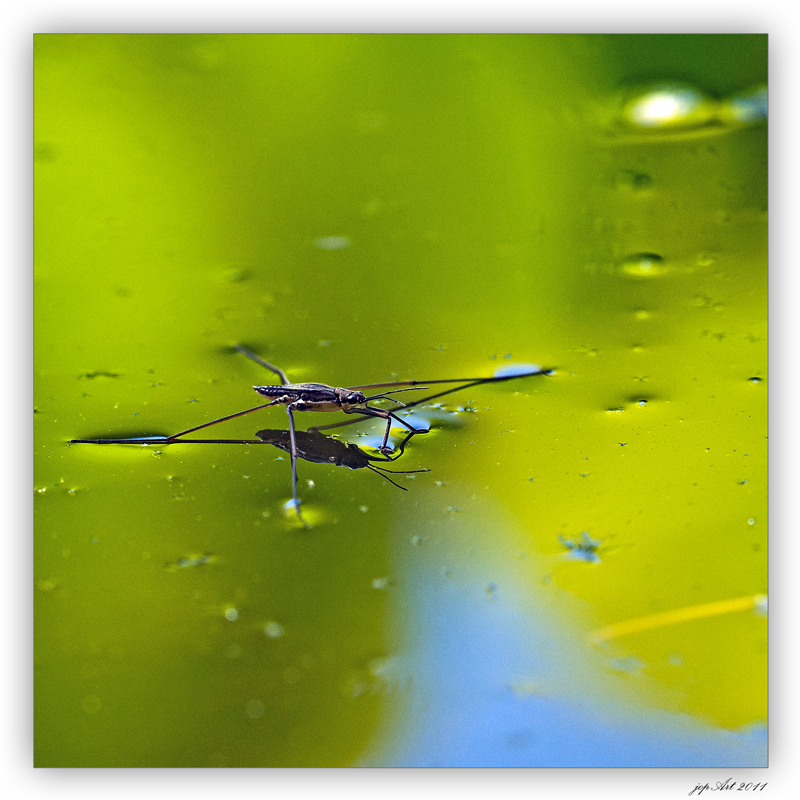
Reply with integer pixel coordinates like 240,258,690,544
264,621,285,638
283,666,301,684
747,517,756,526
748,376,763,384
411,535,424,546
696,252,718,267
224,606,239,621
719,84,767,125
634,309,651,320
244,699,265,719
621,81,715,130
313,235,350,250
754,595,768,616
371,577,392,590
619,253,666,278
81,695,102,715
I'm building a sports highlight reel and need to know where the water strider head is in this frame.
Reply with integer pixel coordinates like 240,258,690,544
335,388,368,408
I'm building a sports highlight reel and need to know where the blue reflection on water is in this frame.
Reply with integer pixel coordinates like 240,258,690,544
360,505,766,768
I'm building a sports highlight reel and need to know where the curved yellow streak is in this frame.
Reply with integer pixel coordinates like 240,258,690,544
589,594,767,645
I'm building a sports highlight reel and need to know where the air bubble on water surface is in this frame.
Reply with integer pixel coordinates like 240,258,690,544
224,606,239,622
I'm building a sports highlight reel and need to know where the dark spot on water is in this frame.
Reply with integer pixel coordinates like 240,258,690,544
559,532,602,564
79,371,121,380
166,553,216,572
34,142,58,162
614,169,653,191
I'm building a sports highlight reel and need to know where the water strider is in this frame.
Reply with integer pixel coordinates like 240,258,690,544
70,345,552,527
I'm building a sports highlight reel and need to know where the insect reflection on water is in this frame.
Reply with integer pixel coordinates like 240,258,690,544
70,346,553,527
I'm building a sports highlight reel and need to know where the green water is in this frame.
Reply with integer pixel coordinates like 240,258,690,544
34,34,767,767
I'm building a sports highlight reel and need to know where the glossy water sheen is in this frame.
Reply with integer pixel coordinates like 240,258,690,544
34,34,767,767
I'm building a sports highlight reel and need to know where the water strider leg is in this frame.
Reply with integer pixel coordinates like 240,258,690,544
234,344,291,385
285,404,309,529
345,405,429,453
165,399,283,440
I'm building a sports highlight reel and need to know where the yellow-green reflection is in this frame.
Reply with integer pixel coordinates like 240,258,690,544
35,33,766,767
